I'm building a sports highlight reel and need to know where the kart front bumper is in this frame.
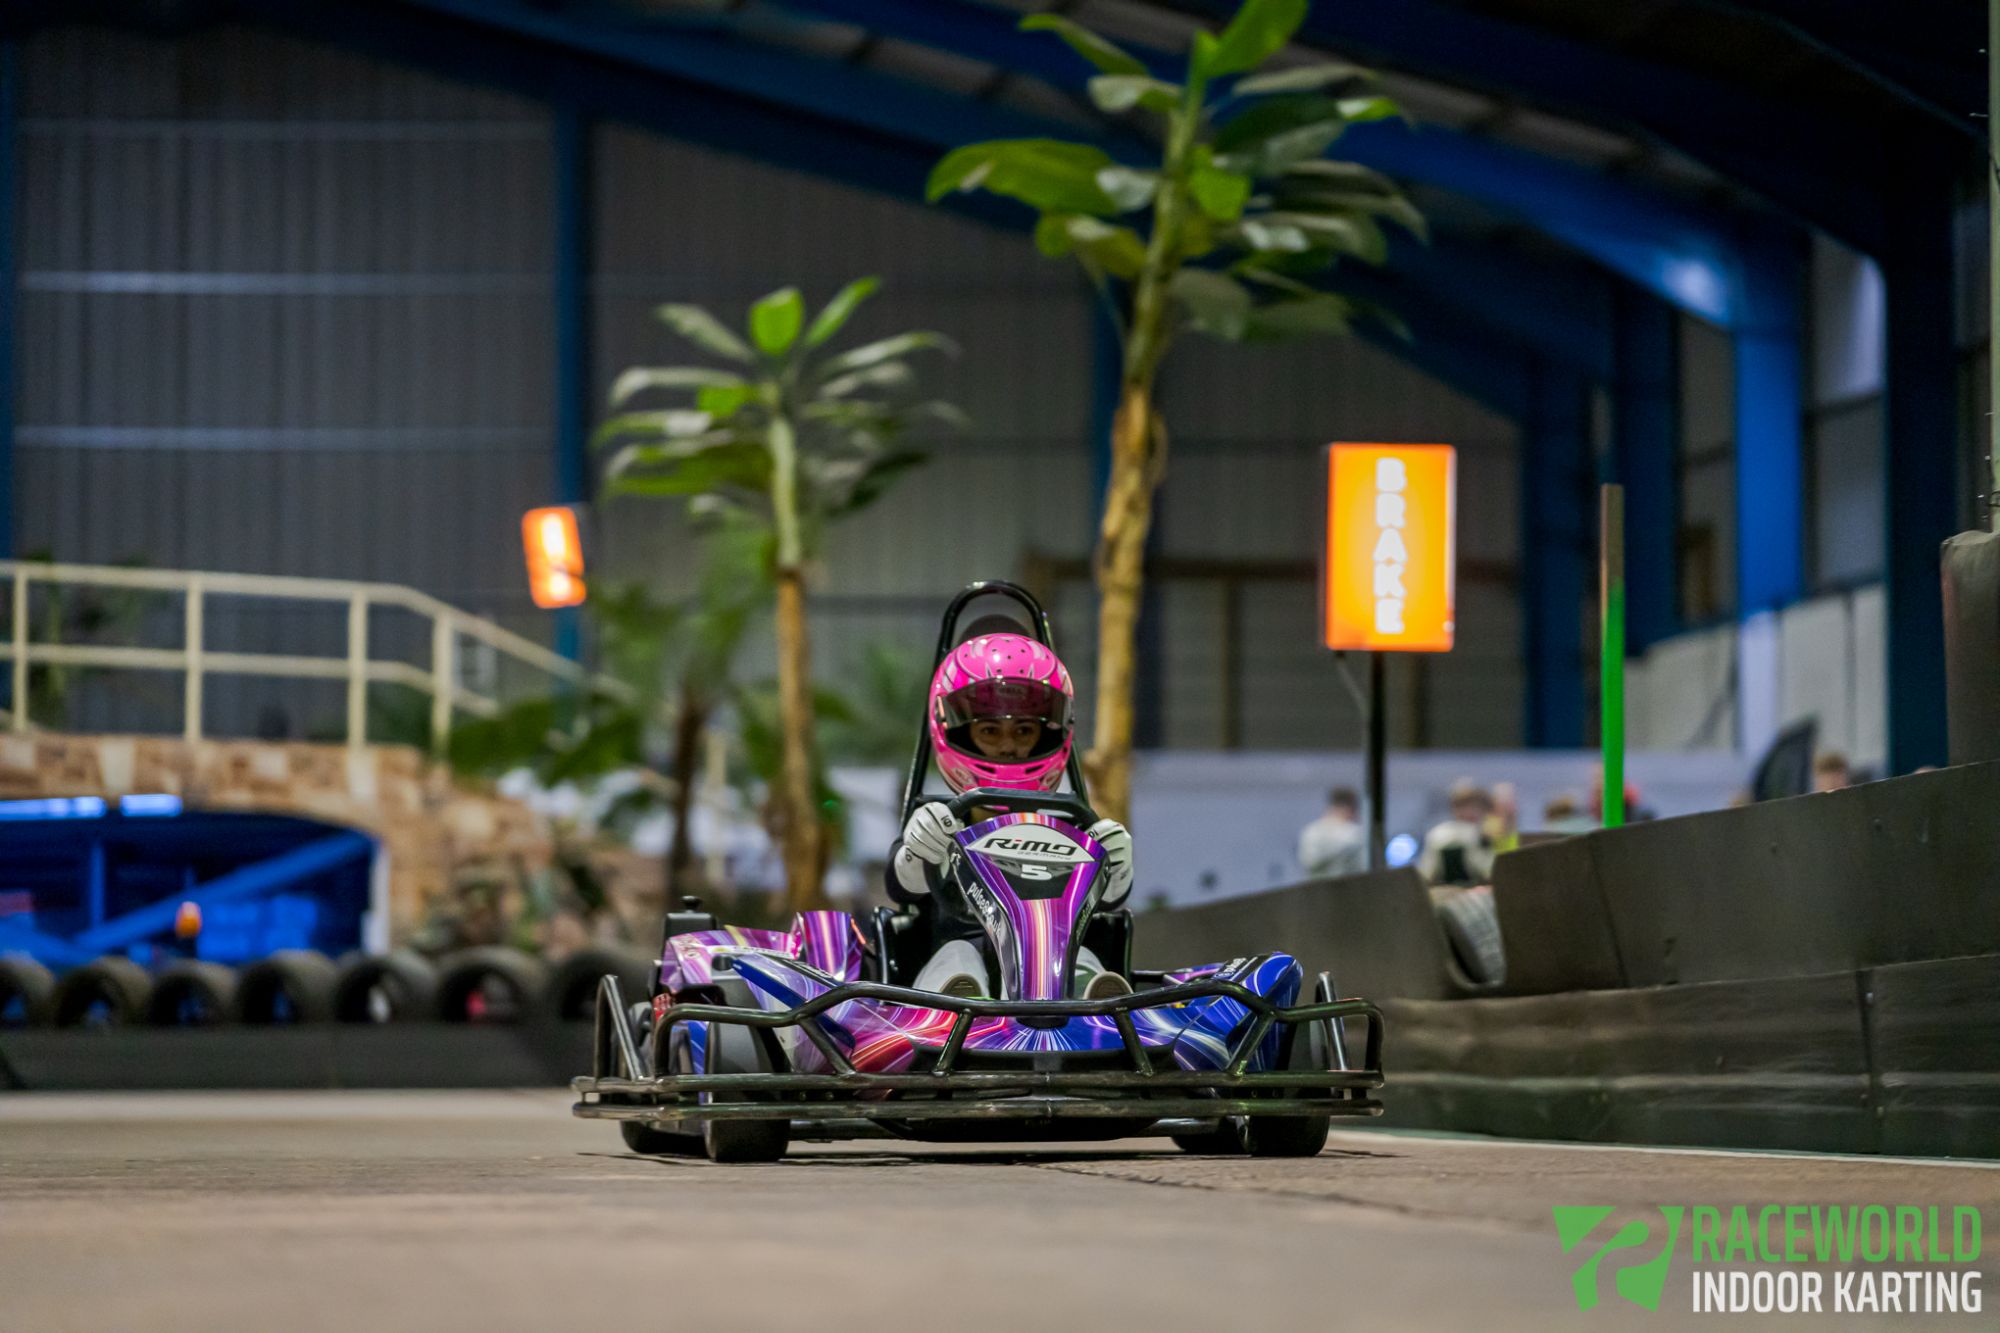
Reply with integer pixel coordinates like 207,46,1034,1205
571,973,1385,1128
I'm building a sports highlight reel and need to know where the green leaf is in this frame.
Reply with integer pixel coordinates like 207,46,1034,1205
1233,62,1370,97
696,383,754,418
1194,0,1308,78
820,360,916,400
1212,94,1343,153
1348,294,1413,341
1171,268,1253,340
1189,164,1251,221
1018,13,1146,76
1279,159,1401,194
824,448,930,517
1335,94,1401,124
1276,186,1427,241
591,409,718,450
814,331,957,384
1095,166,1159,212
606,440,772,497
1088,75,1181,114
1037,214,1148,279
1244,293,1353,341
926,139,1118,215
654,303,754,362
805,276,880,348
749,287,805,357
1234,216,1314,253
1259,210,1389,263
608,366,743,406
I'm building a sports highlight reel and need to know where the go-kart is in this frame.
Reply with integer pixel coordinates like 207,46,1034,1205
571,581,1385,1162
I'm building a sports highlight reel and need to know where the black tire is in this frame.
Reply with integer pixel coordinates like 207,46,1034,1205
616,1009,702,1156
51,956,154,1028
146,961,238,1026
332,951,439,1023
1433,886,1506,986
693,981,789,1164
543,946,657,1023
0,956,57,1028
1241,1012,1331,1159
433,947,548,1024
620,1117,703,1155
1170,1124,1246,1155
235,950,338,1024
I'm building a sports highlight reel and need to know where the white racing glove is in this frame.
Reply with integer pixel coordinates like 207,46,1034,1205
1088,818,1134,905
893,802,961,898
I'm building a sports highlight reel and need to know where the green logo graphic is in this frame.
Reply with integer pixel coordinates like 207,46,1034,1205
1554,1206,1685,1312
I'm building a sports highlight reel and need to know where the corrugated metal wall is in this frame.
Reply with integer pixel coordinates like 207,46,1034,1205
12,23,1524,749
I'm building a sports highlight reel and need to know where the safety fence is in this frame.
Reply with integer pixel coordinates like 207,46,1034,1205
0,560,620,751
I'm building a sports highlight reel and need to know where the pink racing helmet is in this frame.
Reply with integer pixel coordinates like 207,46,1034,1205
928,632,1074,793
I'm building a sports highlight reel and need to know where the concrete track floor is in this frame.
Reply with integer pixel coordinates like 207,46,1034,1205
1,1091,1994,1332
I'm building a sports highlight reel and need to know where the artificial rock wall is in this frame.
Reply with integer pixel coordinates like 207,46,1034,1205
0,734,552,938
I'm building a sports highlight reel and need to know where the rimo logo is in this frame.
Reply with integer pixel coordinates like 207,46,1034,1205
1372,455,1410,636
966,829,1091,865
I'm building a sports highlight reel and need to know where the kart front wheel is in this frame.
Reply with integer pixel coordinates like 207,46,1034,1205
1241,1112,1330,1157
621,1118,702,1156
1170,1124,1245,1155
673,1001,791,1164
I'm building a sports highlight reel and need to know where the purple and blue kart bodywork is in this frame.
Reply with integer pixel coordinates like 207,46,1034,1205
573,800,1385,1160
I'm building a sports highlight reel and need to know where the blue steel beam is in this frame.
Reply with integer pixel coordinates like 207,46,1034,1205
401,0,1100,156
1240,0,1915,259
1611,289,1681,652
1732,240,1808,615
1521,362,1593,748
775,0,1789,330
553,103,591,664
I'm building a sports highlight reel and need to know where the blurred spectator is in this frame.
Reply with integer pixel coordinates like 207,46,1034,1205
1813,751,1852,792
1419,779,1495,886
1542,792,1597,835
1589,772,1655,823
1485,781,1520,854
1298,786,1367,878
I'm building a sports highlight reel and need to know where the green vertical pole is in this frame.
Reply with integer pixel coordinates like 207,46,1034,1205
1600,484,1626,828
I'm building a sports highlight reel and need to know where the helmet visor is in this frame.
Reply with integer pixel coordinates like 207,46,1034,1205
937,678,1071,738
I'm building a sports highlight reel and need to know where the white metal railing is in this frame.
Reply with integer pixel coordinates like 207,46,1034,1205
0,560,615,752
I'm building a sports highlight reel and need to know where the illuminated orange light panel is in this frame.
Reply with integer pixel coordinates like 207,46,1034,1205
523,506,587,609
1322,444,1456,652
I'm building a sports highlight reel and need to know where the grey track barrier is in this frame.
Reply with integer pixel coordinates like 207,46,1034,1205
1490,762,2000,994
1135,867,1461,1000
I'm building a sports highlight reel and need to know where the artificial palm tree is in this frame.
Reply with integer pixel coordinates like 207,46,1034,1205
928,0,1421,822
597,279,962,910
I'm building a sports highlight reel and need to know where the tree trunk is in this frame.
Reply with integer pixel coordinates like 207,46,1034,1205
663,683,708,900
1082,383,1163,824
773,566,826,912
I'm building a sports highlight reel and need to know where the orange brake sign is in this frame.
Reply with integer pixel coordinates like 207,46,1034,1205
1322,444,1456,653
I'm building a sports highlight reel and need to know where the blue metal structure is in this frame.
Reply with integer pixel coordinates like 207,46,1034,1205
0,809,377,968
1,0,1980,759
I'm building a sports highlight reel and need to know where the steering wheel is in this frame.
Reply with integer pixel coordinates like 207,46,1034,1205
942,786,1098,830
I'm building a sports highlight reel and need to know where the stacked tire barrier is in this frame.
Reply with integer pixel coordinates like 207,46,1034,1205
0,944,659,1090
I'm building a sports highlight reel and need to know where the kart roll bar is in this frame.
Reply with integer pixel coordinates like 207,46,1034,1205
901,580,1090,821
